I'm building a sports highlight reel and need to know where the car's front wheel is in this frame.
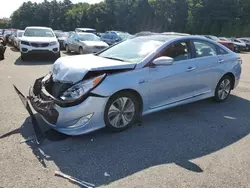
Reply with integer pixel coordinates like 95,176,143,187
79,47,84,54
21,53,28,61
104,92,140,132
214,75,232,102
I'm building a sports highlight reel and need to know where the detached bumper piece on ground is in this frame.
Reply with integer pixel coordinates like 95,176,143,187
13,85,46,145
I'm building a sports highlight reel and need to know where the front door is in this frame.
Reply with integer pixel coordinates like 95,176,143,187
147,40,199,109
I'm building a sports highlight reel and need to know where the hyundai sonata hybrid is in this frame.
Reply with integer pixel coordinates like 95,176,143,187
17,34,242,135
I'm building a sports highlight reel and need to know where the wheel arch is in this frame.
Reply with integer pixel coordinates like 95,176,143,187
110,89,143,116
223,72,235,89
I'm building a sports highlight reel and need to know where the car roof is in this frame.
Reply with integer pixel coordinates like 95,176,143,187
76,32,96,36
76,28,96,31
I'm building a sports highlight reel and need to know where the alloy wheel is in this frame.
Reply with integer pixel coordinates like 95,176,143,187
218,79,231,100
108,97,135,128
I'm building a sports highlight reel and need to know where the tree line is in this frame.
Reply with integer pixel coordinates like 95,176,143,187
2,0,250,37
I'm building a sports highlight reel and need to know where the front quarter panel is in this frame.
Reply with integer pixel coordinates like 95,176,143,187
91,67,150,112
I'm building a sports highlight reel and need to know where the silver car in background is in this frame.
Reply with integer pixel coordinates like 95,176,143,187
65,32,109,54
24,34,242,136
13,30,24,49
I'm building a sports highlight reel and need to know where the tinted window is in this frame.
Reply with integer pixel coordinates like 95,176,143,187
102,33,110,39
193,40,217,58
217,47,228,55
160,41,191,62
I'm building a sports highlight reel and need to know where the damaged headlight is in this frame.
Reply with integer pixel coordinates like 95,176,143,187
60,74,106,101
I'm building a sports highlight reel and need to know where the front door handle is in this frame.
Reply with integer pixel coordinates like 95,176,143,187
218,59,225,63
186,67,196,72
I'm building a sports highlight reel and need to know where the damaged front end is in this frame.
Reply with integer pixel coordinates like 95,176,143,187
13,67,132,144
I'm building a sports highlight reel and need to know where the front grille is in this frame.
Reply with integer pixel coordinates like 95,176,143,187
30,42,49,48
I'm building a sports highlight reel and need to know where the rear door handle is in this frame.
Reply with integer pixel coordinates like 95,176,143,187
218,59,225,63
186,67,196,72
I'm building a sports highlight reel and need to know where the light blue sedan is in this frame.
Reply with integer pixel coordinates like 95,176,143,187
26,34,242,135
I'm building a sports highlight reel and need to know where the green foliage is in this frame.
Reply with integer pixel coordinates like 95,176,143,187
0,18,10,29
8,0,250,36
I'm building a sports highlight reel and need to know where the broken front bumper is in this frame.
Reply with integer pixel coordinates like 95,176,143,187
17,76,109,136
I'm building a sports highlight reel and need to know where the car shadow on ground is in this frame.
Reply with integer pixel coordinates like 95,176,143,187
10,47,19,52
2,94,250,186
14,57,55,66
62,51,79,56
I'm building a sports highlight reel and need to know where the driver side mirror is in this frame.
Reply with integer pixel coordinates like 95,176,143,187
152,56,173,66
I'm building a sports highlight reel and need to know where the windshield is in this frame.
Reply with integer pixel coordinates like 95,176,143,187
55,32,68,38
24,28,55,37
78,33,100,41
17,31,24,37
98,36,166,63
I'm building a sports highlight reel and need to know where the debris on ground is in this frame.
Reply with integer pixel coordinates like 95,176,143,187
104,172,111,177
20,136,36,144
55,170,95,188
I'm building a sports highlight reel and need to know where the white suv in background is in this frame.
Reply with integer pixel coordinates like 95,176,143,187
20,27,60,61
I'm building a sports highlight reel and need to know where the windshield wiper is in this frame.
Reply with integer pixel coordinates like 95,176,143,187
101,56,125,62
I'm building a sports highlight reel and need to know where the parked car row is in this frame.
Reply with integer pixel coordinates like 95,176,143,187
2,26,250,62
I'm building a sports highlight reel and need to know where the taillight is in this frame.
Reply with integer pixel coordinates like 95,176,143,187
237,58,242,64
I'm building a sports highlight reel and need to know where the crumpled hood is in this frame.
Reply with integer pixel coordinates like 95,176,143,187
52,54,136,83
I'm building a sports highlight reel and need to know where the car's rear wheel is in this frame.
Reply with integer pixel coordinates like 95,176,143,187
214,75,232,102
104,92,140,132
65,45,70,53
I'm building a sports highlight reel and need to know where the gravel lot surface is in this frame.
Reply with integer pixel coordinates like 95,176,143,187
1,47,250,188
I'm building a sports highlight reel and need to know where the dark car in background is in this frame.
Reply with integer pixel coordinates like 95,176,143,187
101,31,131,45
238,38,250,51
219,37,243,52
231,38,248,52
204,35,234,51
55,31,69,50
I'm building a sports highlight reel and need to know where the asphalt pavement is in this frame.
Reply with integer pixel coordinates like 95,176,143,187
1,47,250,188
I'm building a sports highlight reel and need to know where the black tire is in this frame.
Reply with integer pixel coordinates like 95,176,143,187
21,54,28,61
53,52,61,60
214,75,233,102
65,45,70,53
104,92,140,132
79,47,84,54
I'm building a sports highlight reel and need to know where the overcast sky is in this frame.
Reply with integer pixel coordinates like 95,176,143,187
0,0,103,18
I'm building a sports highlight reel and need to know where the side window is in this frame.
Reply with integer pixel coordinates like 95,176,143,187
102,33,108,39
159,41,191,62
193,40,217,58
69,34,75,39
217,47,228,55
72,34,78,40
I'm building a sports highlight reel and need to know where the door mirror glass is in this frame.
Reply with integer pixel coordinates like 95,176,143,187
153,56,173,66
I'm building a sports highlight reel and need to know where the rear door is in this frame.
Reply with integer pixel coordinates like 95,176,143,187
190,39,223,95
